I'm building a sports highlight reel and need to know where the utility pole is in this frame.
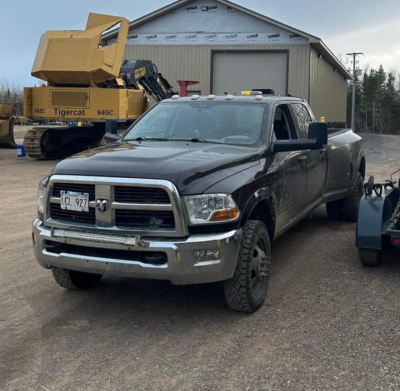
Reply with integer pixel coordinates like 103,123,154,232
346,52,363,131
372,98,376,133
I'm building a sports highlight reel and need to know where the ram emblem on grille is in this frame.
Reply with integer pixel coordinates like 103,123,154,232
96,199,109,213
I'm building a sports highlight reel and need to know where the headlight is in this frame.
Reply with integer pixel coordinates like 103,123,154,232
37,176,49,214
184,194,239,224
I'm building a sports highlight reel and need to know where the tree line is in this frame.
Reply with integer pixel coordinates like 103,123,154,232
347,66,400,134
0,79,24,115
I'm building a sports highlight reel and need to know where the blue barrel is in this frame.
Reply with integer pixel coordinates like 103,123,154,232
17,144,26,158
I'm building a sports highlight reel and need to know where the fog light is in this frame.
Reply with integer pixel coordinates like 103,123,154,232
194,249,221,263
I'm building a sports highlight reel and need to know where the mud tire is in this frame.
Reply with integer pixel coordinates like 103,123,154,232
326,172,364,222
358,248,381,267
343,172,364,222
224,220,271,313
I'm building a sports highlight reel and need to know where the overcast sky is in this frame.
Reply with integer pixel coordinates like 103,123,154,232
1,0,400,88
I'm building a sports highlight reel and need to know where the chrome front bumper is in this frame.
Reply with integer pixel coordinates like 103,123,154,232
32,218,241,285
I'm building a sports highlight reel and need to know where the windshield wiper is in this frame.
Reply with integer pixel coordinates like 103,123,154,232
124,136,221,144
170,138,221,144
125,136,170,142
190,138,210,143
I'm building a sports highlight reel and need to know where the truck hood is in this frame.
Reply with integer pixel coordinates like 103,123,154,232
52,141,260,194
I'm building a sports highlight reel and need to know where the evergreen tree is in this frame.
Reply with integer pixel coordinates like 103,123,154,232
348,64,400,134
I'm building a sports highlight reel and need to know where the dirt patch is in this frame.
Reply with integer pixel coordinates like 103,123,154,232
360,133,400,181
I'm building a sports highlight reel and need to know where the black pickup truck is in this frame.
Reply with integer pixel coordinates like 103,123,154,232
32,93,365,313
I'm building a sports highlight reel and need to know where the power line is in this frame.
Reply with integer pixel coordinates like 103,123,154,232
346,52,364,131
363,55,382,67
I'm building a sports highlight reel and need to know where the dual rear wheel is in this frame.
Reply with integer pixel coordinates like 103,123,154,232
326,172,364,222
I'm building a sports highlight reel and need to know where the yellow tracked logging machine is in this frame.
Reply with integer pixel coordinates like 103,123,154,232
0,103,18,149
20,13,176,159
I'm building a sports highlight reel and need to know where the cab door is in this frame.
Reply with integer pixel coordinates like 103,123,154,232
270,104,309,232
290,103,327,209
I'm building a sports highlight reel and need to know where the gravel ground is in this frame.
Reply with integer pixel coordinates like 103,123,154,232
1,129,400,391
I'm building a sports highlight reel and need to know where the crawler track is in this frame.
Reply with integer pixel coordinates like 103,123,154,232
23,125,106,160
23,128,47,159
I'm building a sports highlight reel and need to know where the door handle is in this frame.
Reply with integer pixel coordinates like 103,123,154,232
297,156,307,163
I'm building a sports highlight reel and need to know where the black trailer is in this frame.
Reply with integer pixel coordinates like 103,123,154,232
356,175,400,266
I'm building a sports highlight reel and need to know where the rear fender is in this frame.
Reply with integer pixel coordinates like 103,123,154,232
347,152,365,196
356,188,399,250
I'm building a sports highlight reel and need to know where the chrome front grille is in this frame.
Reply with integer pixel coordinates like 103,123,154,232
50,203,96,224
114,186,170,204
115,210,175,229
46,175,188,237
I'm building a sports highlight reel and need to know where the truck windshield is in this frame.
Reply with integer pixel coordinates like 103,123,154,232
123,102,266,147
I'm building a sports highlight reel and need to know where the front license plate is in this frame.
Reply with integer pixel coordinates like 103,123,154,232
60,191,89,212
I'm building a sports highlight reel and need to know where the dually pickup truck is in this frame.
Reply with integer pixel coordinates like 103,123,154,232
32,93,365,313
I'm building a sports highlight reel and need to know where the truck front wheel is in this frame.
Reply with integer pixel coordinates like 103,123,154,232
51,268,103,290
224,220,271,313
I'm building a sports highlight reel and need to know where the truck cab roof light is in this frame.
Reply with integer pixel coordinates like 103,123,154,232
225,95,234,100
171,95,180,100
207,94,216,100
241,91,262,96
255,95,264,100
191,95,200,100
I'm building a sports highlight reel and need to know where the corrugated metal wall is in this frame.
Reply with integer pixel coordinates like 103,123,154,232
309,47,348,123
124,45,310,99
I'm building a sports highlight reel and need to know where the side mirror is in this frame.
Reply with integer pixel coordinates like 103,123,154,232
273,139,318,153
309,121,328,149
273,121,328,153
104,133,120,143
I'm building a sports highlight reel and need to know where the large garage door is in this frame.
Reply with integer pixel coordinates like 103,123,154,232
212,52,288,96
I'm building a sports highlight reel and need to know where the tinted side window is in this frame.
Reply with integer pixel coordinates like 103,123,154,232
273,104,296,141
291,104,312,139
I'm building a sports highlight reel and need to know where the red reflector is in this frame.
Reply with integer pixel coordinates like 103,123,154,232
393,238,400,245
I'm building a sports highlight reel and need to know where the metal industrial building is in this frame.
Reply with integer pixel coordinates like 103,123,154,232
103,0,352,126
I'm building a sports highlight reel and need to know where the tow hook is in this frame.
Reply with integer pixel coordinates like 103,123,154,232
135,236,150,248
